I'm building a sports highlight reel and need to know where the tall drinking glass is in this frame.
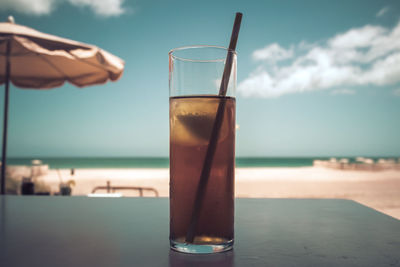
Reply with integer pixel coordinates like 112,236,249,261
169,46,236,254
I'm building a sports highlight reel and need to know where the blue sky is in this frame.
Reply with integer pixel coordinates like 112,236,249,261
0,0,400,157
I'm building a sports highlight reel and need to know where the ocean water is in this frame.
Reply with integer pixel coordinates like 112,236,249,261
7,157,328,169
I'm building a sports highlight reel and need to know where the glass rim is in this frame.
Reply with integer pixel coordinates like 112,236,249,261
169,45,237,63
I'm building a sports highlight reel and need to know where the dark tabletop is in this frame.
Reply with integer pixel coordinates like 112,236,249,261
0,196,399,267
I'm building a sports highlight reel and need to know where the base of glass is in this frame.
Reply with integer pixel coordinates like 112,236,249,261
170,238,233,254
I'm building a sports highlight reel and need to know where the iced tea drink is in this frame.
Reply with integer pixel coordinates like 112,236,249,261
169,95,235,252
169,45,237,253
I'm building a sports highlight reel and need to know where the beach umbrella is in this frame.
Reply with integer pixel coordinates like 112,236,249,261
0,16,125,194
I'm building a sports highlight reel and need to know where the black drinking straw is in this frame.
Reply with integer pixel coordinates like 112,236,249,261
185,12,243,243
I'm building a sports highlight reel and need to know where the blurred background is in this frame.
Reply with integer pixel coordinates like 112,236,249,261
0,0,399,218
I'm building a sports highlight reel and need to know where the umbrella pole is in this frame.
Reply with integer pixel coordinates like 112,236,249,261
1,40,11,195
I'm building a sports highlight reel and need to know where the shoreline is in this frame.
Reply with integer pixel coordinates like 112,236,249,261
8,166,400,220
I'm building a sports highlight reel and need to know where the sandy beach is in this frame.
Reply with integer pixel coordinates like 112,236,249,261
16,166,400,220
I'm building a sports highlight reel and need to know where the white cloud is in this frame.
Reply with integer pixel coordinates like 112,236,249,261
393,88,400,96
0,0,126,17
252,43,293,62
0,0,56,15
238,21,400,98
376,6,389,18
68,0,125,17
330,89,356,95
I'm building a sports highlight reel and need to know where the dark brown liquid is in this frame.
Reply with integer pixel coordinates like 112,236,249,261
169,95,235,244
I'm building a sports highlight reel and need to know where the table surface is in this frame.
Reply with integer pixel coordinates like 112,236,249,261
1,196,399,267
